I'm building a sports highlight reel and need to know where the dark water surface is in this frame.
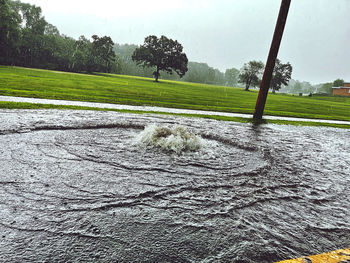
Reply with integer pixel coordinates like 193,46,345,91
0,109,349,263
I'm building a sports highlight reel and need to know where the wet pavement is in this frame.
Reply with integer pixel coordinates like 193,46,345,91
0,109,350,263
1,95,350,125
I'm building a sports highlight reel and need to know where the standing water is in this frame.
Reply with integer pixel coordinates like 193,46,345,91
0,109,349,263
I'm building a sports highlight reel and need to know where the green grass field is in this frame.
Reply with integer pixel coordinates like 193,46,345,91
1,66,350,122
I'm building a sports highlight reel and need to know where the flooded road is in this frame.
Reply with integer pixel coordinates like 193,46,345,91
0,109,349,263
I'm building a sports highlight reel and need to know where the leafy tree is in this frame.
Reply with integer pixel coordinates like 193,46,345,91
40,23,77,71
71,35,91,72
225,67,239,87
132,35,188,82
0,0,21,64
239,60,264,91
11,1,48,67
89,35,116,73
270,59,292,93
40,27,63,69
54,35,76,71
44,23,59,36
333,79,344,87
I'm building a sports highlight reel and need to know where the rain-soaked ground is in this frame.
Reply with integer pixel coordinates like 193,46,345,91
0,109,349,263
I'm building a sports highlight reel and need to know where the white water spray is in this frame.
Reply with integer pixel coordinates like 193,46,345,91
134,124,208,154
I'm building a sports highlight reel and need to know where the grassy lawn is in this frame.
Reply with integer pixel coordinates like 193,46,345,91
1,101,350,129
1,65,350,122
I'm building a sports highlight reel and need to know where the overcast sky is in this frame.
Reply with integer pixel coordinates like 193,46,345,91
23,0,350,84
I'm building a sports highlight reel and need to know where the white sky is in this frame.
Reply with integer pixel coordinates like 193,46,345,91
23,0,350,84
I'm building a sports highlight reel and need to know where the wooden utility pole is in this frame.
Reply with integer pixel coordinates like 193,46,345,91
253,0,291,120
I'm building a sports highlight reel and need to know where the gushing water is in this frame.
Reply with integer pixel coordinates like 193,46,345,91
134,124,210,154
0,109,350,263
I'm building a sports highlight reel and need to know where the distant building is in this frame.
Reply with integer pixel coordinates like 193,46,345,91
332,82,350,96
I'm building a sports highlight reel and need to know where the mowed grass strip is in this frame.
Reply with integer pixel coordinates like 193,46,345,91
1,101,350,129
1,66,350,121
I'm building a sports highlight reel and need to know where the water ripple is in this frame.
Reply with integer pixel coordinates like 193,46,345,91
0,109,350,263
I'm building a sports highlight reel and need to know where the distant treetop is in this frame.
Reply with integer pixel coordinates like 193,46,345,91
333,79,344,87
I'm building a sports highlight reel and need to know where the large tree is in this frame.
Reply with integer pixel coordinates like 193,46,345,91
0,0,21,65
239,60,264,91
11,0,48,67
333,79,344,87
270,59,292,93
89,35,116,73
132,35,188,82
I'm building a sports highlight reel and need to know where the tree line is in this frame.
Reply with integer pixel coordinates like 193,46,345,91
0,0,290,90
0,0,120,73
4,0,342,94
114,42,238,86
280,78,345,95
0,0,240,86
